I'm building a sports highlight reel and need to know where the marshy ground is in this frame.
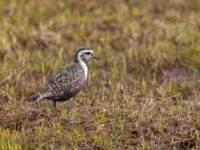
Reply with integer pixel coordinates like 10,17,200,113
1,0,200,149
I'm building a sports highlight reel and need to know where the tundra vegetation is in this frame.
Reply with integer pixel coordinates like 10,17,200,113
0,0,200,149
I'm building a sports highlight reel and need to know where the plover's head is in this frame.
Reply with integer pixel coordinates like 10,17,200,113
75,47,99,62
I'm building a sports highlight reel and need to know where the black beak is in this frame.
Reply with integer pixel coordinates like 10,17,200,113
93,55,100,60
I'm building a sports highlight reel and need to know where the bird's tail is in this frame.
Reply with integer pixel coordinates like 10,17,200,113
28,93,40,101
28,90,51,102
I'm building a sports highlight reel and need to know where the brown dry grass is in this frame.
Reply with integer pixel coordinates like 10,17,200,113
1,0,200,149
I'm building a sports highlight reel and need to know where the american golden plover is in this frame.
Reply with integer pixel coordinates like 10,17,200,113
28,48,99,117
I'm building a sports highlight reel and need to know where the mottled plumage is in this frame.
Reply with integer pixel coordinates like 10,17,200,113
39,62,85,100
28,48,99,116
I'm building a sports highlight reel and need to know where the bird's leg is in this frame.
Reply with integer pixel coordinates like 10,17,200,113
35,100,40,117
53,101,58,117
66,100,73,122
36,100,40,107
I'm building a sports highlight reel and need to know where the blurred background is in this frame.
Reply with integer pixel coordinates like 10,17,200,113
1,0,200,149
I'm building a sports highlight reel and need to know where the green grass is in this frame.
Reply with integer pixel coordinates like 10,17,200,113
1,0,200,149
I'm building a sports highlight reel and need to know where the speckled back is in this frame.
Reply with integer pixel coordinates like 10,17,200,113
41,62,86,100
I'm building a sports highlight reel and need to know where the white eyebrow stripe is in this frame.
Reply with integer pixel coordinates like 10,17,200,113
79,49,93,54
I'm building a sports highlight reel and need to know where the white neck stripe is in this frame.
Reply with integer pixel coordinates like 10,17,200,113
77,50,92,80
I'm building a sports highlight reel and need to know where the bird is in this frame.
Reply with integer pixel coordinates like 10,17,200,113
28,47,99,118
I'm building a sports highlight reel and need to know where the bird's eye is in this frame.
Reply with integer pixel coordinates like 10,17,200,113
86,52,91,55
